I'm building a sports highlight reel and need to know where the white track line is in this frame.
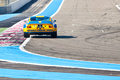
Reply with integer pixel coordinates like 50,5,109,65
19,1,120,71
1,58,120,72
116,5,120,10
19,0,54,49
20,0,64,50
51,0,64,18
19,0,120,71
2,0,120,72
33,0,53,17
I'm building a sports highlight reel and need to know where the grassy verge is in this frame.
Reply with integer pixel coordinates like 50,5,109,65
0,28,8,33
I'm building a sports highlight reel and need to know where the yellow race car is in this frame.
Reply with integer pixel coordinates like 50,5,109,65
23,16,57,38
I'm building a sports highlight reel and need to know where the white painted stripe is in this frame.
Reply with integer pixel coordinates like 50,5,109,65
116,5,120,10
51,0,64,18
20,0,65,52
1,59,120,72
19,1,120,71
33,0,53,17
19,0,55,50
3,0,120,72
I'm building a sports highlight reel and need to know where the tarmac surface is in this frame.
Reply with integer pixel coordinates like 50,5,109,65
0,0,120,79
0,61,120,77
25,0,120,64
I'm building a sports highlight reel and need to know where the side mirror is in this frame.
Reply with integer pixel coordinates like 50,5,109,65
54,20,56,22
54,24,57,28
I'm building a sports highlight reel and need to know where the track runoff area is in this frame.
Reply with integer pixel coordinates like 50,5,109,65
0,0,120,80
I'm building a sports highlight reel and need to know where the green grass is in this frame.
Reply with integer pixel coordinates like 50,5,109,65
0,28,7,33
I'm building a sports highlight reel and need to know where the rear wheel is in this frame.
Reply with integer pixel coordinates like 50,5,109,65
51,32,57,38
24,33,30,38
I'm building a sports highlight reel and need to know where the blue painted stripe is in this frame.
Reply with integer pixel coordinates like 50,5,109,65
37,0,63,17
0,0,120,79
0,1,120,80
0,46,120,71
0,13,20,21
0,68,120,80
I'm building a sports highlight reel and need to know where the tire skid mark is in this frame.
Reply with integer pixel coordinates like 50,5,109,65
1,0,120,79
85,30,120,45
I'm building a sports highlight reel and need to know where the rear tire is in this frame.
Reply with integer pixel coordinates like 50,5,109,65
51,32,57,38
24,33,30,38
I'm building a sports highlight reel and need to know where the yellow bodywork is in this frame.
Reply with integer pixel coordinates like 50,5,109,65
23,24,57,32
23,16,57,38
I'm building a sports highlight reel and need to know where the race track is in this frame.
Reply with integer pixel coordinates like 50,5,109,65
26,0,120,64
0,0,120,79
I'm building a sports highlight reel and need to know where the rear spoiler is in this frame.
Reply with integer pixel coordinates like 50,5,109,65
27,21,52,25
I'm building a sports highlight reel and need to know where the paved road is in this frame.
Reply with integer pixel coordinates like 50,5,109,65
0,61,120,76
25,0,120,64
0,0,120,79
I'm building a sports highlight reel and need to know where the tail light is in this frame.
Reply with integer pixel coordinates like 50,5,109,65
49,26,53,28
27,26,31,28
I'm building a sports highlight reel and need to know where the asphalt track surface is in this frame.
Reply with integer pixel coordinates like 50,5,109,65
0,0,120,79
26,0,120,64
25,0,120,78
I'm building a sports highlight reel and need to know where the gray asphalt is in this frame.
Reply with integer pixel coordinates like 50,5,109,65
0,61,120,76
25,0,120,64
1,0,120,79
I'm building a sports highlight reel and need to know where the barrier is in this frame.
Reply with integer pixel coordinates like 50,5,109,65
0,0,31,14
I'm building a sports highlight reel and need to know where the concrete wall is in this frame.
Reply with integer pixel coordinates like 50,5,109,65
0,0,31,14
10,0,31,12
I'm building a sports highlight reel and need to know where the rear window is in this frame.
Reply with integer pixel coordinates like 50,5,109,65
30,17,50,21
30,17,36,21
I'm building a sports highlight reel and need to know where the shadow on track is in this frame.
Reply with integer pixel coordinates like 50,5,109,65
15,0,38,13
31,35,77,39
